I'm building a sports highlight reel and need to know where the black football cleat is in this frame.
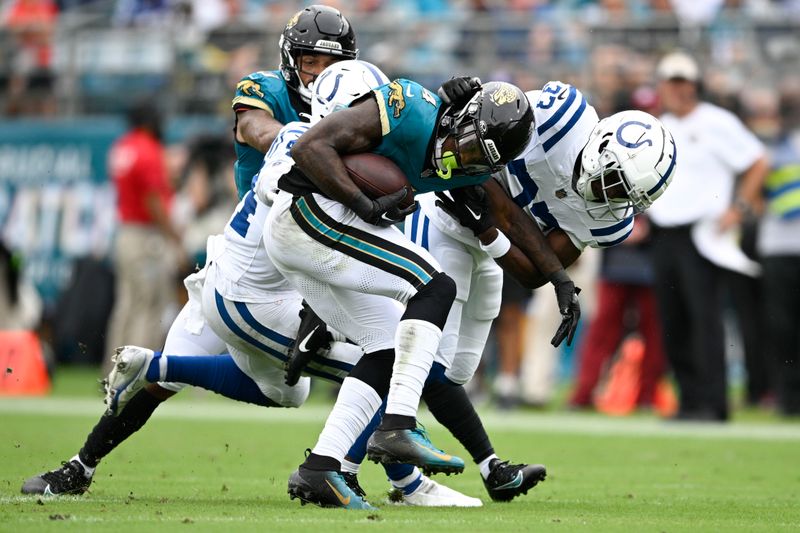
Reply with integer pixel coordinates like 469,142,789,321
21,460,92,496
483,458,546,502
367,426,465,476
285,301,332,386
288,468,376,510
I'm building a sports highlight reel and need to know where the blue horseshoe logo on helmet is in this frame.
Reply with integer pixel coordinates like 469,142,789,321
616,121,653,149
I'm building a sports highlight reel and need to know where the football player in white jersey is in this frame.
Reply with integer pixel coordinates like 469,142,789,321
22,61,479,510
414,79,676,415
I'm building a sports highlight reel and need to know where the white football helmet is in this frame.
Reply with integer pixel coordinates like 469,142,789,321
310,60,389,124
576,110,677,221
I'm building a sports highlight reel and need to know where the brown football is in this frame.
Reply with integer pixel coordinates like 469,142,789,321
341,153,415,209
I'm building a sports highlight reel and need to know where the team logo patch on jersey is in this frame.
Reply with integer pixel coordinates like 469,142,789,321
387,81,406,118
237,80,264,98
489,83,517,106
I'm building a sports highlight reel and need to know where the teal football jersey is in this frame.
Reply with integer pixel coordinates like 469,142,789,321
372,79,489,193
232,70,303,199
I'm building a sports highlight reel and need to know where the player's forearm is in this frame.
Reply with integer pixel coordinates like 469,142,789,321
237,110,283,153
291,137,366,208
734,155,770,213
494,243,548,289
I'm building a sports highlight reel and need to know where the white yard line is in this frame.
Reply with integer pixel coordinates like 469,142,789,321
2,396,800,441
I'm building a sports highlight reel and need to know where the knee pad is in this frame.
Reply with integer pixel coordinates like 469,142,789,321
348,349,395,397
465,262,503,321
405,272,457,329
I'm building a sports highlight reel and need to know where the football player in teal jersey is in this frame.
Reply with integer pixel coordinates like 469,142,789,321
265,78,579,507
231,5,357,198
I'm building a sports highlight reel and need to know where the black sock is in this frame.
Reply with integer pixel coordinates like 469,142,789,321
423,381,494,463
302,453,341,472
78,389,164,467
379,414,416,431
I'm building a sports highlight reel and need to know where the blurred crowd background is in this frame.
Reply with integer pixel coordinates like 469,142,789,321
2,0,800,418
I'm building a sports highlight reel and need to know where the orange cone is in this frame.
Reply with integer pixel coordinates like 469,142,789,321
594,336,644,416
652,378,678,417
0,330,50,396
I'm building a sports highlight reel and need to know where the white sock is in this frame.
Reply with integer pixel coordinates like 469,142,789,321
391,467,423,493
71,454,95,478
312,377,383,461
478,454,499,480
340,458,360,474
385,319,442,417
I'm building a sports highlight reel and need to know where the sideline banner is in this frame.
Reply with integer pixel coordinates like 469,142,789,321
0,116,226,305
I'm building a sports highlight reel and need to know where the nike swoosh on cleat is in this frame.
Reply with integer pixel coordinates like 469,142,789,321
297,326,320,353
494,471,524,490
324,479,351,506
414,442,452,462
43,484,53,496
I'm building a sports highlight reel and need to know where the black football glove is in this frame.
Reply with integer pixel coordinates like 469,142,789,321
350,188,418,228
437,76,482,106
435,185,494,236
548,270,581,348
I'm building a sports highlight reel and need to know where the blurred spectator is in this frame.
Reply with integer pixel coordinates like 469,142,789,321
2,0,58,116
173,133,237,268
492,273,532,409
756,97,800,416
0,240,42,330
104,99,183,372
568,215,666,410
648,51,769,422
519,248,600,407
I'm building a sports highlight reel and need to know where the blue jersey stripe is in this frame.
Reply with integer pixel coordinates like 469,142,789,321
537,87,577,136
597,228,633,247
215,291,287,362
647,135,677,196
421,214,430,250
311,353,354,373
590,216,633,237
543,96,587,153
216,291,343,383
508,159,538,207
233,301,294,347
409,208,420,243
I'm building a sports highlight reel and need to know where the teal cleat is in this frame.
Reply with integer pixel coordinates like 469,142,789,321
366,425,465,476
288,468,377,510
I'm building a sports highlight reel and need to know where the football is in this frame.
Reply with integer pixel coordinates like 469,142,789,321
341,153,415,209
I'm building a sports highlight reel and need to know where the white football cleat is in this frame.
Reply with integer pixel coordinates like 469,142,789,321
104,346,155,416
390,475,482,507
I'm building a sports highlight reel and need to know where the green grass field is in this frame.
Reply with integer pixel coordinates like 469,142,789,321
2,367,800,532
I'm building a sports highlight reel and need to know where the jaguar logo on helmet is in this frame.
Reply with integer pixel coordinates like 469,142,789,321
489,83,518,106
285,10,301,29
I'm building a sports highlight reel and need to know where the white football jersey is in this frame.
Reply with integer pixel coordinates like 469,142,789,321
214,123,310,301
495,81,634,250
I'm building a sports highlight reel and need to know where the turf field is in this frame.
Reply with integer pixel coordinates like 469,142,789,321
2,367,799,532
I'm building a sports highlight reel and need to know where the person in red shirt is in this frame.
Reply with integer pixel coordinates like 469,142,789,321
104,100,182,372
